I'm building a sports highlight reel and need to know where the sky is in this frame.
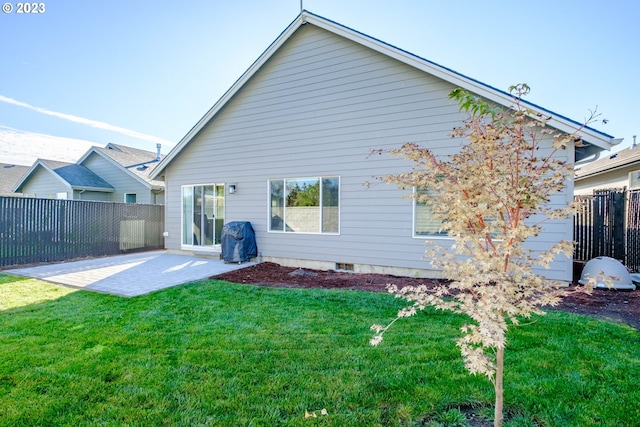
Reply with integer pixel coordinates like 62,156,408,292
1,0,638,166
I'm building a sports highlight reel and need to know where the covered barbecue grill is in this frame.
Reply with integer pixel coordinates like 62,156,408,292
220,221,257,263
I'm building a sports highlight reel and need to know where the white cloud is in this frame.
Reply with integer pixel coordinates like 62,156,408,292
0,125,99,165
0,95,174,147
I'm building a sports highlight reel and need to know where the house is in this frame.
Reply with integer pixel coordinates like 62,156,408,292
13,143,165,204
575,138,640,195
77,143,165,204
0,163,29,196
11,159,115,200
150,11,617,281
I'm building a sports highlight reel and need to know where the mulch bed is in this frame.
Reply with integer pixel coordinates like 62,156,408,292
213,262,640,330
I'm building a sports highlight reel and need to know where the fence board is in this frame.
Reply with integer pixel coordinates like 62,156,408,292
574,189,640,273
627,190,640,272
0,196,164,268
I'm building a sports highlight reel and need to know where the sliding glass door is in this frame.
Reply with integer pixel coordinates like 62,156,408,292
182,184,225,247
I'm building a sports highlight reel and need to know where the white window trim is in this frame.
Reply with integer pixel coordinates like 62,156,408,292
629,170,640,190
267,176,341,235
180,183,225,251
412,187,452,240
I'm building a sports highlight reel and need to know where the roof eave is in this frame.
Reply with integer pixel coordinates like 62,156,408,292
303,12,617,152
88,149,156,189
13,160,72,192
70,186,115,192
11,164,37,192
576,157,640,181
150,10,617,178
151,14,307,179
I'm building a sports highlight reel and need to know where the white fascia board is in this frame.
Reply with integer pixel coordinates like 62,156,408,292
88,150,153,189
305,12,615,151
151,10,615,180
13,160,72,192
11,161,39,192
151,15,306,179
76,146,102,164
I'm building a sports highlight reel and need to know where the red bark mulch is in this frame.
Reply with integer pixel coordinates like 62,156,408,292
213,262,640,330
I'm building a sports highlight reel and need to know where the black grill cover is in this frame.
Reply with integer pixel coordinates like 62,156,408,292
221,221,257,263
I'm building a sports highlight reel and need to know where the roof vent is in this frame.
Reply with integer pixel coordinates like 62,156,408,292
633,135,637,149
3,164,15,169
137,165,148,171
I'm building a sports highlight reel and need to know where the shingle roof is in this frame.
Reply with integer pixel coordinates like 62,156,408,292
40,159,115,190
0,163,29,195
151,10,617,179
96,143,165,187
576,146,640,179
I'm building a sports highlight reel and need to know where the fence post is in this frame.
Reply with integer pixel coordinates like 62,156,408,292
592,193,604,259
612,191,625,261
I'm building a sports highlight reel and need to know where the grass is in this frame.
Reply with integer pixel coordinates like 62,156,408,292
0,274,639,426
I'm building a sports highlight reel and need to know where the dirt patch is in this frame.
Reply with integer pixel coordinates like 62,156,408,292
213,262,640,330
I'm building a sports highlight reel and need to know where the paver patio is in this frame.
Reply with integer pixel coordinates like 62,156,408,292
5,250,255,297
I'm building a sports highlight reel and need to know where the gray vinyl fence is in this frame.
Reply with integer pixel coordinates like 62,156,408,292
0,196,164,268
574,188,640,272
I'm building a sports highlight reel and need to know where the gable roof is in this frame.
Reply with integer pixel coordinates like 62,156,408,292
78,143,165,190
576,146,640,180
0,163,30,195
150,10,618,179
13,159,115,193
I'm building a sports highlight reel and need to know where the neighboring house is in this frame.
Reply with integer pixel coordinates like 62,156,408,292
0,163,29,196
12,159,115,200
13,143,165,204
150,11,617,281
77,143,165,204
575,141,640,195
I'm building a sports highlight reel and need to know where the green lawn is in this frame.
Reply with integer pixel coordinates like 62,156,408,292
0,274,638,426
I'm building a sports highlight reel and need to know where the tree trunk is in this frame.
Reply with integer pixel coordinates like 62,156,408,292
494,345,504,427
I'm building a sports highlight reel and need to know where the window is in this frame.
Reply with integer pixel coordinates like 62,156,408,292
414,188,447,237
269,177,339,233
125,193,137,203
182,184,225,246
630,170,640,190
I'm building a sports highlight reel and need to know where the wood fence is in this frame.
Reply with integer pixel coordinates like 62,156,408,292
574,189,640,272
0,197,164,268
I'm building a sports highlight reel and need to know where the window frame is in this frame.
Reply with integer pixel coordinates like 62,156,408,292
268,176,340,235
630,170,640,190
181,183,225,249
412,187,451,239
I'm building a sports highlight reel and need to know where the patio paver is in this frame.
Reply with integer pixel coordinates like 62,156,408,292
5,251,254,297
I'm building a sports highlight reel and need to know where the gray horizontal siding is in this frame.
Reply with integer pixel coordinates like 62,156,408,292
83,154,153,204
162,24,573,281
22,168,69,198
